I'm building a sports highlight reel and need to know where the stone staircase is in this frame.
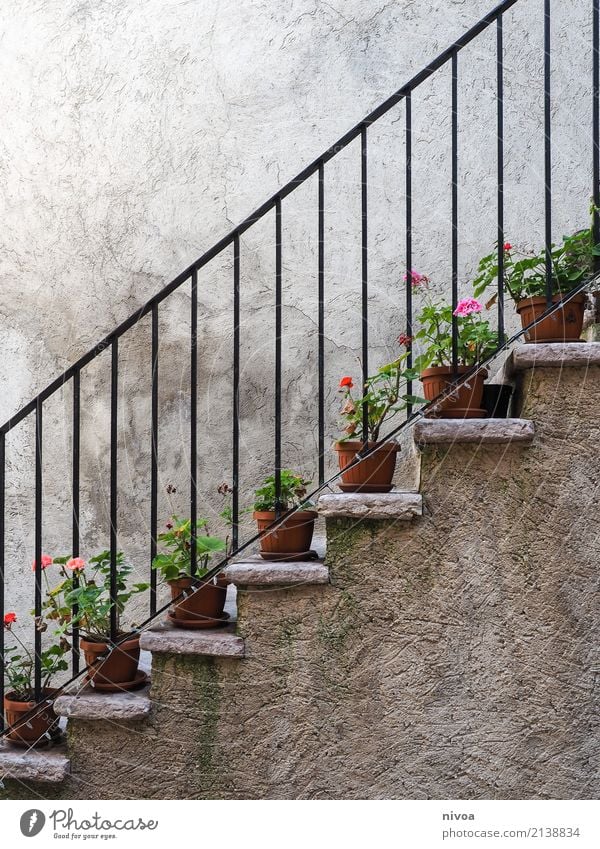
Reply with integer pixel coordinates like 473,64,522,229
1,342,598,799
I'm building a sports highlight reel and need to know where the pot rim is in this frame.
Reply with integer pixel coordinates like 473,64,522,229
334,440,400,452
168,575,220,588
253,509,318,521
420,365,488,378
4,688,57,709
516,292,586,310
80,634,140,652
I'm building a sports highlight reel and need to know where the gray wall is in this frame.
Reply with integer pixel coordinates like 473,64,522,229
0,0,594,621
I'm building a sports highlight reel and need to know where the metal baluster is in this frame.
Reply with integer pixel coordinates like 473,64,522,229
232,236,240,549
497,16,506,344
275,198,282,514
34,399,42,700
318,163,325,484
593,0,600,267
190,270,198,575
0,432,5,731
109,340,118,644
406,93,413,416
544,0,553,305
451,51,459,374
150,305,158,614
71,372,80,674
361,126,369,445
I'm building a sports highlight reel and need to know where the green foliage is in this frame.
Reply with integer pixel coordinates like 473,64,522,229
473,222,600,303
43,550,149,641
3,628,68,702
253,470,313,512
338,356,423,443
413,301,499,370
152,516,226,582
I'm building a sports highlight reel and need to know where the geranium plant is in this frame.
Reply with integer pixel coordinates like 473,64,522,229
473,222,600,303
252,470,317,560
412,296,499,370
43,552,149,641
3,612,68,702
337,357,422,443
252,470,313,512
152,517,226,583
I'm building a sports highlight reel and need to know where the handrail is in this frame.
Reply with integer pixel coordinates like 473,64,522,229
0,0,520,437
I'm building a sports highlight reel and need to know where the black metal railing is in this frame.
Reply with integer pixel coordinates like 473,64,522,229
1,0,599,735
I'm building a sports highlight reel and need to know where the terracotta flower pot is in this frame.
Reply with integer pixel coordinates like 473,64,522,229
3,690,59,747
81,634,140,688
516,293,585,343
334,441,399,493
253,510,317,560
420,366,487,418
168,576,226,625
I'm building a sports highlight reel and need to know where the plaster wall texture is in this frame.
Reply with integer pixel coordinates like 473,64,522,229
4,359,597,800
0,2,596,639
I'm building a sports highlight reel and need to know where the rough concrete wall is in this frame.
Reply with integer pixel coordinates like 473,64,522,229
4,361,597,800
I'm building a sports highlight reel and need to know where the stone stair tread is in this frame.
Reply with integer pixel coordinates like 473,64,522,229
509,341,600,372
317,491,422,520
413,417,535,445
140,619,245,657
0,742,70,783
54,684,152,721
221,559,329,585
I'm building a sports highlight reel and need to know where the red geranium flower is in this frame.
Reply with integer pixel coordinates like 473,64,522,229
339,376,354,389
397,333,412,347
504,242,513,251
3,612,16,628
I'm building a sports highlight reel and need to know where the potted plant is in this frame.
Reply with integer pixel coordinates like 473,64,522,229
3,611,68,746
44,552,149,691
473,222,600,342
410,272,499,417
253,470,317,560
152,516,227,629
335,356,421,491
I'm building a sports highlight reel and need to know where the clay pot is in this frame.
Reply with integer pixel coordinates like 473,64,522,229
420,366,487,418
3,690,59,747
334,441,399,493
80,634,140,688
254,510,317,560
168,576,226,624
516,293,585,343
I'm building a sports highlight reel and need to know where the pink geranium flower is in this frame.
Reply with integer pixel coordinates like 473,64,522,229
403,270,429,288
66,557,86,572
453,297,483,317
31,554,53,572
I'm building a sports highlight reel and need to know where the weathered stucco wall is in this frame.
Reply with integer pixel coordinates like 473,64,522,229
4,359,596,800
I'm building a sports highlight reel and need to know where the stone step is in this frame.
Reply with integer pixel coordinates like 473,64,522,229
413,417,535,445
221,558,329,586
54,684,152,722
317,490,422,520
509,341,600,372
140,619,245,657
0,742,69,783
